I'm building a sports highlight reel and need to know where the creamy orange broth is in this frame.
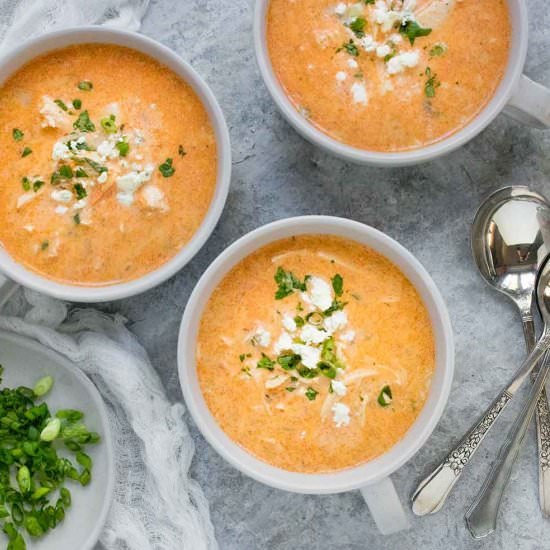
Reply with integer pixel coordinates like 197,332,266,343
197,235,435,473
0,44,217,285
267,0,511,151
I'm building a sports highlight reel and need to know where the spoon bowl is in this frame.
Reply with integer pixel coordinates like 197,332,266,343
471,186,550,312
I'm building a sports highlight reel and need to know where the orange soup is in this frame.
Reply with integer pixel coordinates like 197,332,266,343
267,0,511,151
0,44,217,286
197,235,435,473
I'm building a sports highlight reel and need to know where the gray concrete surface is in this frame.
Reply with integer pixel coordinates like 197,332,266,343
108,0,550,548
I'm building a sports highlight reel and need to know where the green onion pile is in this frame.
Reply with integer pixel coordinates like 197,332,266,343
0,366,100,549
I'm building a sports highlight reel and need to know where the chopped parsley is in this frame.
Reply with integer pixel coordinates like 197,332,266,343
50,166,73,184
32,180,45,192
318,361,338,379
12,128,24,141
159,158,175,177
83,158,107,174
336,39,359,57
424,66,441,98
399,20,432,45
277,354,301,371
274,267,307,299
59,165,73,179
77,81,93,91
21,147,32,158
257,353,275,371
323,299,347,317
72,99,82,110
21,177,30,191
377,385,393,407
54,99,68,112
100,114,117,134
296,365,319,379
116,140,130,157
178,145,186,157
239,353,251,362
75,167,89,178
73,110,95,133
73,183,87,200
73,213,81,225
331,274,343,297
40,240,49,251
349,17,367,38
364,0,374,3
305,387,318,401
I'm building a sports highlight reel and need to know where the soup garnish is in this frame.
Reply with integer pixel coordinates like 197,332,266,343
0,44,217,286
197,235,435,473
267,0,511,151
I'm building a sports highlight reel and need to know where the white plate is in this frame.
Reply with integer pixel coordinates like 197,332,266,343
0,330,114,550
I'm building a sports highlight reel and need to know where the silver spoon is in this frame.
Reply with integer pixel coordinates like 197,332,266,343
411,186,550,516
465,253,550,537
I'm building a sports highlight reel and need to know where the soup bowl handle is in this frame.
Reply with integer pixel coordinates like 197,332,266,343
360,476,409,535
504,74,550,129
0,274,19,310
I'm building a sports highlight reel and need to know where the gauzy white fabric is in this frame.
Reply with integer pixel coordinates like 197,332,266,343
1,290,218,550
0,1,218,547
0,0,149,53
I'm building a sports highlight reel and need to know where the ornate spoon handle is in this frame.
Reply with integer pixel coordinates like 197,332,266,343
465,351,550,538
411,391,512,516
521,314,550,517
412,333,550,516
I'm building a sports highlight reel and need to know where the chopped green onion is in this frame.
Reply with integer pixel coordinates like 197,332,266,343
33,375,53,397
12,128,24,141
54,99,68,112
116,140,130,157
100,114,117,134
33,180,45,192
16,466,31,493
305,387,318,401
305,311,324,326
21,146,32,157
40,418,61,442
377,385,393,407
72,99,82,109
77,80,93,91
73,183,87,200
257,353,275,371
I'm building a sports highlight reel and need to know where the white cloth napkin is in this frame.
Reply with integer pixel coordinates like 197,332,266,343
0,2,218,549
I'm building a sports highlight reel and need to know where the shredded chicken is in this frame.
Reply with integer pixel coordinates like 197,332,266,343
416,0,457,29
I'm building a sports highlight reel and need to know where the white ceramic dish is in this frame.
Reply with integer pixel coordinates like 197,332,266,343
178,216,454,534
254,0,550,166
0,330,114,550
0,26,231,302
